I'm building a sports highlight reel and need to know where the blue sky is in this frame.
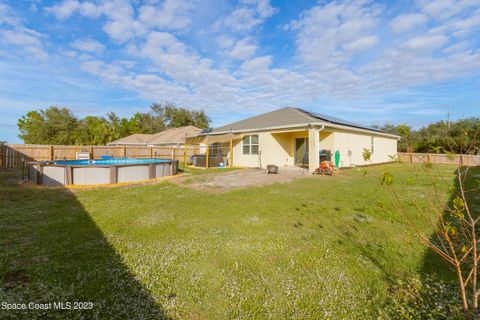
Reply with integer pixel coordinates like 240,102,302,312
0,0,479,143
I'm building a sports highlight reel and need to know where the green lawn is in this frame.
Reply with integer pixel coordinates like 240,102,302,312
0,163,476,319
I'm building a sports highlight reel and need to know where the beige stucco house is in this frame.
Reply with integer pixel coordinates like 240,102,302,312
188,107,399,172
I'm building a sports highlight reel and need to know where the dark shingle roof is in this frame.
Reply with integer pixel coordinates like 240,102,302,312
297,108,383,133
210,107,314,133
210,107,385,135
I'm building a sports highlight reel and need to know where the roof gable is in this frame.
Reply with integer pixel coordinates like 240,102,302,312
210,107,316,133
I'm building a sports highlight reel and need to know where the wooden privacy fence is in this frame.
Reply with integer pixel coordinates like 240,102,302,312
0,144,202,168
397,152,480,166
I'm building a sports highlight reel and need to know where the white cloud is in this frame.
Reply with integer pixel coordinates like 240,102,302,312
45,0,139,42
289,0,381,69
229,37,257,60
45,0,79,19
427,7,480,37
402,34,449,51
254,0,277,18
101,0,143,43
44,0,100,20
0,3,21,26
214,0,277,32
418,0,479,20
0,3,48,60
238,55,272,72
283,0,480,96
28,0,480,118
71,38,105,53
46,0,194,43
1,30,48,60
215,35,235,49
390,13,428,33
138,0,192,30
343,35,378,52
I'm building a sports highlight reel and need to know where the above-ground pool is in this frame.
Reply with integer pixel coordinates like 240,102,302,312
29,158,179,186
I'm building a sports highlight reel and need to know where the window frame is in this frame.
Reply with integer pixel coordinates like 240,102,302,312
210,142,219,155
242,134,259,155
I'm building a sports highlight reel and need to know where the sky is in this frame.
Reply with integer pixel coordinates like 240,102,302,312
0,0,479,143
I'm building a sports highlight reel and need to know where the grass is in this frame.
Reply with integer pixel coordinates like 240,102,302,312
0,163,477,319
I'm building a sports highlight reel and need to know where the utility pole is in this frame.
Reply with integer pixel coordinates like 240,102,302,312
447,105,451,128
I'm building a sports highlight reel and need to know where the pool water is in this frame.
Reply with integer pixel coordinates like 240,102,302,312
53,158,172,166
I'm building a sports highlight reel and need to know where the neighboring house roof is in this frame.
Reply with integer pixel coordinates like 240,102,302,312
148,126,203,145
108,126,202,145
208,107,399,138
108,133,153,145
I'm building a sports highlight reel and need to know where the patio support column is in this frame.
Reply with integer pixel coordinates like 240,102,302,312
205,144,210,168
229,137,233,167
183,144,188,167
308,126,320,173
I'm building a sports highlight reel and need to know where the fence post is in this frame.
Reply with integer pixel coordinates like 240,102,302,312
123,146,127,158
150,147,153,158
183,145,188,167
49,145,54,160
0,144,4,168
90,146,94,159
410,153,413,163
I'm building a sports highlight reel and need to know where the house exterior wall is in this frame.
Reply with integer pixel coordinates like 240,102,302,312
231,132,292,167
332,130,397,167
225,128,397,169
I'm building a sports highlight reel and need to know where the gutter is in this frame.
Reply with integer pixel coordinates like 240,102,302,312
203,122,400,139
201,122,326,135
322,123,401,139
308,124,325,132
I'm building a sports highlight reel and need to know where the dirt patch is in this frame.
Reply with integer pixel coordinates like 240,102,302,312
170,167,317,192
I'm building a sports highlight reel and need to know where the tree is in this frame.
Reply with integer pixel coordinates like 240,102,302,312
128,112,165,134
382,134,480,319
151,102,210,129
376,119,480,154
396,124,414,153
18,103,211,145
106,112,124,141
378,123,414,152
75,116,112,145
18,107,78,144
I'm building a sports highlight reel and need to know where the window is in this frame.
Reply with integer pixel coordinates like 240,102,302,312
242,135,259,155
210,143,219,155
371,137,374,153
